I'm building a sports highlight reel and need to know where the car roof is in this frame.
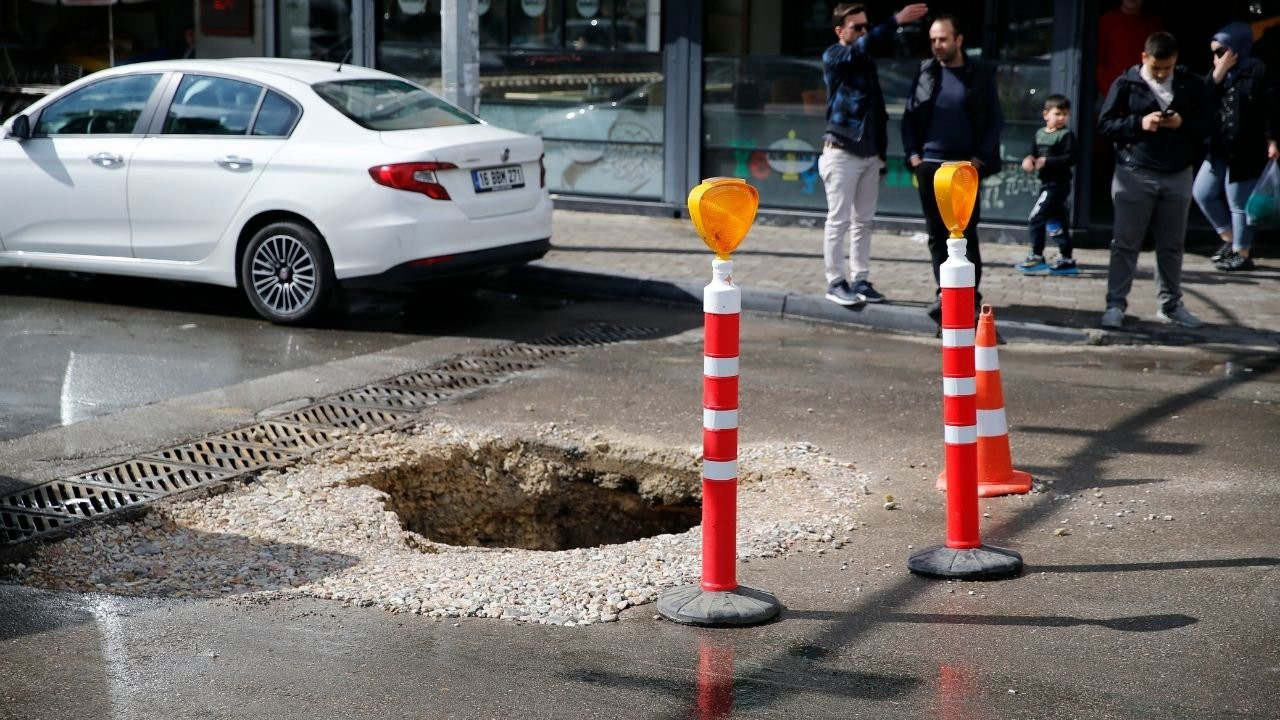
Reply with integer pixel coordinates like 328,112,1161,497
89,58,396,87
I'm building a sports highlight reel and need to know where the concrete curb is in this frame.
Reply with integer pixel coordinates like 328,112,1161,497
498,263,1093,345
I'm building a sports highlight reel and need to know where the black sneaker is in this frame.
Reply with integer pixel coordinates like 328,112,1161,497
1218,253,1255,271
1210,241,1234,263
824,279,863,306
851,279,885,303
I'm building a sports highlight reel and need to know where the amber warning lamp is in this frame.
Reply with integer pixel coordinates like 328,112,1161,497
932,161,979,238
688,177,759,259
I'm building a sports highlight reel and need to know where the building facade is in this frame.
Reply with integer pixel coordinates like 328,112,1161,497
4,1,1263,235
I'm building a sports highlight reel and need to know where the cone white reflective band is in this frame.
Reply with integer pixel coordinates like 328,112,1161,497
941,328,976,347
975,346,1000,371
944,424,978,444
940,260,975,288
943,377,976,396
703,356,739,377
704,260,741,314
702,459,738,481
703,408,739,430
977,408,1008,437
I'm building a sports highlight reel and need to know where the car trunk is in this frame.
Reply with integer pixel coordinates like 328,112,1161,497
379,126,543,219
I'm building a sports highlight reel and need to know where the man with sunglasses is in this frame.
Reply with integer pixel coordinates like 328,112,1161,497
819,2,929,307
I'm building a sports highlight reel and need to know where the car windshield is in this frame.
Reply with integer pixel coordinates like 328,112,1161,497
312,79,478,131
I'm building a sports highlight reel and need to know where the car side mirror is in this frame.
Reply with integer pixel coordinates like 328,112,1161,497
4,115,31,141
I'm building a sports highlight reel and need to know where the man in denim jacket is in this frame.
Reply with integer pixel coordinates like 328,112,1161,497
819,2,928,306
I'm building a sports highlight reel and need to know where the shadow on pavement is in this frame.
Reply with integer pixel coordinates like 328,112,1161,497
672,358,1278,716
2,527,360,642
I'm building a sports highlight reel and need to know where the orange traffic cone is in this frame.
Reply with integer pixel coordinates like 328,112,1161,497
936,305,1033,497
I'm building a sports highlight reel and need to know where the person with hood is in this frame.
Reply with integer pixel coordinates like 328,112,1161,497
1192,21,1278,272
1097,31,1209,330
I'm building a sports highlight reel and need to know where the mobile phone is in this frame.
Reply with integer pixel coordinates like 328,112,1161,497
1163,108,1176,117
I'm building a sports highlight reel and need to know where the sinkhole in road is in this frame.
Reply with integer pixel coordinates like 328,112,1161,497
359,436,702,551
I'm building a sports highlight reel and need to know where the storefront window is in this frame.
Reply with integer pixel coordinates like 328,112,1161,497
278,0,352,62
511,0,562,48
483,50,662,199
375,0,663,200
699,54,828,211
701,0,1056,221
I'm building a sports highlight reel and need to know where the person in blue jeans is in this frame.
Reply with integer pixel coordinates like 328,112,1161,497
1016,94,1078,276
1191,21,1278,273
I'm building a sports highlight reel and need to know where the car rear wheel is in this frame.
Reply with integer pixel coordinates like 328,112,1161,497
240,221,334,325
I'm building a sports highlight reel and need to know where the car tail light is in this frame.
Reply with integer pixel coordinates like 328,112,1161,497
369,162,458,200
539,153,546,188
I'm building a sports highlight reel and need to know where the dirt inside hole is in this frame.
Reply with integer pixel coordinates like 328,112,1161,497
357,436,702,551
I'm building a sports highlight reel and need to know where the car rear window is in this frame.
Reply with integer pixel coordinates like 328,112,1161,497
312,79,478,131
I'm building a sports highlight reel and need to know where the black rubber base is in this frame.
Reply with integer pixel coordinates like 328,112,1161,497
907,544,1024,580
657,584,782,627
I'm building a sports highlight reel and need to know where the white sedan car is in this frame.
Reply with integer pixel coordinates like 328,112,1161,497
0,58,552,324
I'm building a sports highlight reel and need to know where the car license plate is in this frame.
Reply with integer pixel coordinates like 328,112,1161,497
472,165,525,193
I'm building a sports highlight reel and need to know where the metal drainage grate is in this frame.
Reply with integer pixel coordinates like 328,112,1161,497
477,343,575,362
2,509,77,544
215,421,337,452
381,370,498,394
141,439,298,473
71,459,226,495
329,384,452,411
435,355,544,375
528,323,661,348
0,479,158,532
274,402,412,432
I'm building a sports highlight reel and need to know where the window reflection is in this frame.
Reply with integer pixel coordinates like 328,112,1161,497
484,51,663,198
510,0,562,49
279,0,353,62
375,0,663,200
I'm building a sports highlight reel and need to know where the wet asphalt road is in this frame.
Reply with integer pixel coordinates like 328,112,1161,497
0,277,1277,719
0,269,560,442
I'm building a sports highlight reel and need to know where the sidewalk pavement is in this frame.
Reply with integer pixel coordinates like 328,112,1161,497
499,210,1280,347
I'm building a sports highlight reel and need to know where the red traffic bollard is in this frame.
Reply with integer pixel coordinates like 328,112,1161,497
658,178,781,626
908,162,1022,580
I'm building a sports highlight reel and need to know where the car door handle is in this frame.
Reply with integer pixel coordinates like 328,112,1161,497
215,155,253,170
88,152,123,168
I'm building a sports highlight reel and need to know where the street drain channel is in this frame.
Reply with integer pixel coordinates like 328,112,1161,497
0,323,661,547
356,437,701,551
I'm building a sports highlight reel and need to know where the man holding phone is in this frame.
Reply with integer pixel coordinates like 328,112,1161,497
1097,31,1209,329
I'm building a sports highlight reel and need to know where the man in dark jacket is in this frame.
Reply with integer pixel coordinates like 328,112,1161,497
819,2,928,306
901,15,1004,323
1098,31,1209,330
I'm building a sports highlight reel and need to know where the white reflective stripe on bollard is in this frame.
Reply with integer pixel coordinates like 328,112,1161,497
941,328,976,347
703,356,740,377
975,346,999,371
976,408,1008,437
702,459,738,481
944,425,978,444
942,377,976,396
703,408,739,430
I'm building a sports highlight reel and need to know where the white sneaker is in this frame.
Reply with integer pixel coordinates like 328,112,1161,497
1156,305,1203,329
1100,306,1124,329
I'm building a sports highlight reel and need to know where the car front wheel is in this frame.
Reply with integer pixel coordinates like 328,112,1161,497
240,221,334,325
